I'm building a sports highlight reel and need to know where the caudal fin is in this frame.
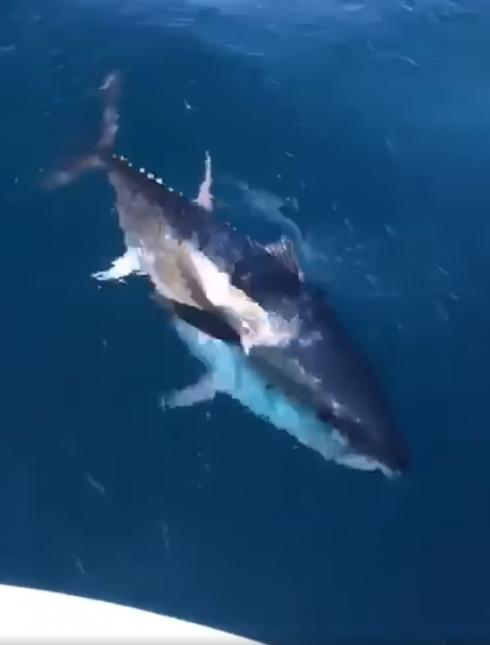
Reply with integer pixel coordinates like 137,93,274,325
43,71,121,189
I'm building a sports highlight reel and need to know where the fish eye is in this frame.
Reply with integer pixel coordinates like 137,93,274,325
317,409,365,448
316,407,335,425
333,414,374,455
336,415,361,437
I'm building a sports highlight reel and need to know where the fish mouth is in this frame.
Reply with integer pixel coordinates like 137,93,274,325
336,445,409,478
334,452,400,478
329,424,409,477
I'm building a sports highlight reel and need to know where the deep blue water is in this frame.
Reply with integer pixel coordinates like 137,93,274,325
2,0,490,641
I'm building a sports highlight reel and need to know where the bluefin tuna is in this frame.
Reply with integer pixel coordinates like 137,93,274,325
45,71,411,476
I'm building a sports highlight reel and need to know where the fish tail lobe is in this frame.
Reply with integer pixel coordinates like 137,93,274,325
42,70,121,190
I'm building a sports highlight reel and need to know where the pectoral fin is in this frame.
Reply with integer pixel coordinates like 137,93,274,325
92,247,144,282
160,373,216,409
150,292,241,345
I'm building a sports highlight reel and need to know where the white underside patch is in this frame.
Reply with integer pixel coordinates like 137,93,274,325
92,240,298,354
176,241,299,351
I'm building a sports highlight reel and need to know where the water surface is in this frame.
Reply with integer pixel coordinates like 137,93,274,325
1,0,490,641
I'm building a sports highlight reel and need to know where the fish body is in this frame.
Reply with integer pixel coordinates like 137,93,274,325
46,71,411,476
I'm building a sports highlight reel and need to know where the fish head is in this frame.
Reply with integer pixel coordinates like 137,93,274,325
277,281,412,478
246,325,411,478
316,396,411,477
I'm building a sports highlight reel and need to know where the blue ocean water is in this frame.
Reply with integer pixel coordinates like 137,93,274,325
2,0,490,641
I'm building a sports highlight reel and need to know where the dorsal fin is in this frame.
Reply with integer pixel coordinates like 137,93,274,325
265,236,303,278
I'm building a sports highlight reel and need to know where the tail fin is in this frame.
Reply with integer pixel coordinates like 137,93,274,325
43,71,121,189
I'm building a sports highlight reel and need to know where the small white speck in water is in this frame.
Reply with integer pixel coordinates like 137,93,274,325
83,473,106,497
161,521,170,551
436,263,450,276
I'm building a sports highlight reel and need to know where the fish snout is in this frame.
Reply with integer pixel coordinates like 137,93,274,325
332,413,411,476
